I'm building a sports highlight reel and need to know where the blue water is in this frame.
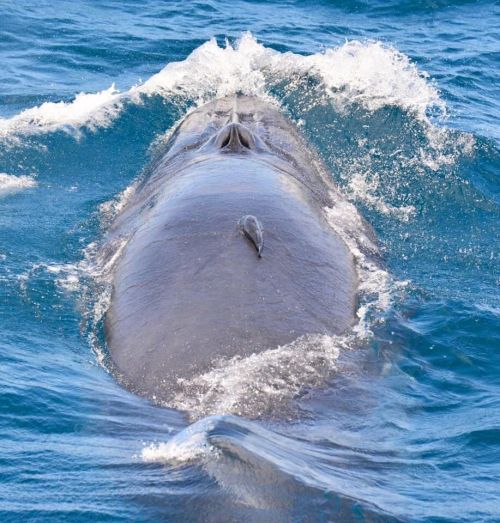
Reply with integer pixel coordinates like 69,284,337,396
1,1,499,521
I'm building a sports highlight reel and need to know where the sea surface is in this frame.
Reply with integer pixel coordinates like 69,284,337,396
0,1,499,521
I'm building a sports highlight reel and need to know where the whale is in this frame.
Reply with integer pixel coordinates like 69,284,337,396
102,96,372,404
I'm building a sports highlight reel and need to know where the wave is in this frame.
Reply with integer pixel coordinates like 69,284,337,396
0,85,122,140
0,33,443,138
0,33,474,223
141,414,404,520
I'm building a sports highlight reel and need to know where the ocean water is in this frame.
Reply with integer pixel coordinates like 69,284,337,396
0,1,499,521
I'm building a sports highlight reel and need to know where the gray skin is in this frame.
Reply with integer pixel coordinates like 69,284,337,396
103,96,368,403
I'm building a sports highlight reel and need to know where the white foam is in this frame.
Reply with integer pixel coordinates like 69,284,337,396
17,262,81,293
417,122,475,172
323,198,404,328
0,173,37,194
98,182,138,228
307,40,443,118
346,170,416,221
331,121,475,221
141,423,217,466
44,263,81,292
172,334,346,418
81,235,132,367
134,33,272,101
136,33,444,124
0,85,123,138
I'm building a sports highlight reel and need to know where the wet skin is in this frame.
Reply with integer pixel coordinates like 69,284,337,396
104,96,360,402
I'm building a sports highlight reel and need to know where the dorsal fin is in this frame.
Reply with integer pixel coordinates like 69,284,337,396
238,215,263,258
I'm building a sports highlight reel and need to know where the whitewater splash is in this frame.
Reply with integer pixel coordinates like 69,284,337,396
0,33,442,139
0,33,472,220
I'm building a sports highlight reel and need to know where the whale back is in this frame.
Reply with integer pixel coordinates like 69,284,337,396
104,97,359,402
